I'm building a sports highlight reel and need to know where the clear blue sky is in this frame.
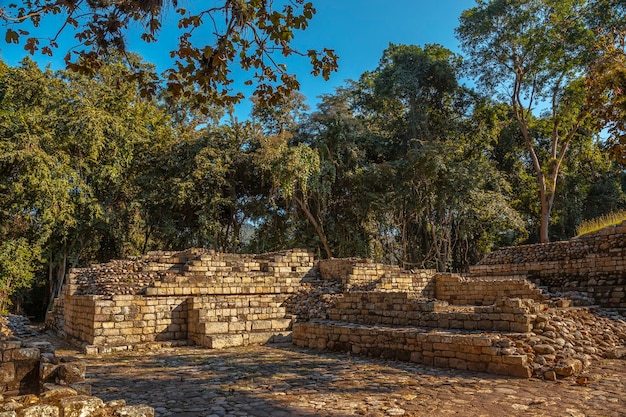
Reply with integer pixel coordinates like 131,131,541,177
1,0,476,116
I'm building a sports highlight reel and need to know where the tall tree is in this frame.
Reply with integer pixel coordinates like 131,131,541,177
0,57,177,308
1,0,338,108
351,44,523,270
457,0,626,242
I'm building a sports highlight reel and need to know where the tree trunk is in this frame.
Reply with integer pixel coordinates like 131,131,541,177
293,194,333,259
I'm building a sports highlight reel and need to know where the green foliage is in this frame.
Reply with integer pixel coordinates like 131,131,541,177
1,2,625,311
457,0,626,243
0,56,178,308
0,238,41,312
310,44,527,270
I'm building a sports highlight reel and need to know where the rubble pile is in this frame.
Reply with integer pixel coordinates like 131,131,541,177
0,316,154,416
71,260,163,296
285,280,345,320
514,305,626,379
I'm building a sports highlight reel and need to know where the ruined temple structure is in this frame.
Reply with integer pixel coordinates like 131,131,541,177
46,222,626,379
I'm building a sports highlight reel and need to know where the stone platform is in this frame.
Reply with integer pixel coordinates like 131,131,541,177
45,222,626,379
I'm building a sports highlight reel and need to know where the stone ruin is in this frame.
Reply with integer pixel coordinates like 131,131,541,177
0,316,154,416
42,222,626,382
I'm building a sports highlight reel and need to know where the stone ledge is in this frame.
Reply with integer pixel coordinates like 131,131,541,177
293,320,532,378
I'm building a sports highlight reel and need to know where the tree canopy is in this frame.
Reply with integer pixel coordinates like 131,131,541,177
457,0,626,242
0,1,624,315
1,0,338,108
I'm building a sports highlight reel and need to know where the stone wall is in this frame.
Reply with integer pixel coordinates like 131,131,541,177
0,333,153,416
471,221,626,308
435,273,547,306
187,295,292,349
327,293,534,332
47,249,314,352
319,259,436,296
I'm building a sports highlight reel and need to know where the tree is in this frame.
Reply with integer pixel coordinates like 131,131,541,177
457,0,626,242
349,44,524,270
586,34,626,166
1,0,338,109
0,238,40,312
0,56,177,307
254,130,328,256
139,119,263,252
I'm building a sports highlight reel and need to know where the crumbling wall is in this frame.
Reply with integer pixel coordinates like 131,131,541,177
471,221,626,307
0,332,153,416
47,249,315,352
293,320,533,378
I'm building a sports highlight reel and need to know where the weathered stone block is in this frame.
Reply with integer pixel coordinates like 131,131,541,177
57,362,86,385
58,395,104,417
114,405,155,417
12,348,40,361
19,405,59,417
554,358,583,377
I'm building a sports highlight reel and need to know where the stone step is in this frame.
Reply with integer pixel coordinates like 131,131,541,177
328,292,537,332
293,320,532,378
195,331,292,349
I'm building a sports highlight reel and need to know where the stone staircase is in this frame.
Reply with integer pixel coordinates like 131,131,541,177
293,292,540,378
292,261,611,379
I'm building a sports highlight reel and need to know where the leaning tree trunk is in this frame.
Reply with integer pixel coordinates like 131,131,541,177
293,194,333,259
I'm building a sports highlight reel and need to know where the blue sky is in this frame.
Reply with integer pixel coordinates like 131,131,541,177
1,0,476,116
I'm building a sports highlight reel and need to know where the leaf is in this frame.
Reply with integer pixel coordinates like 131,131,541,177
5,29,19,44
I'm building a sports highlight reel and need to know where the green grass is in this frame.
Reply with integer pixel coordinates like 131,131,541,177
576,210,626,237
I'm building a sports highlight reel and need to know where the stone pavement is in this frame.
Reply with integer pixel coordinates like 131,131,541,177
63,343,625,417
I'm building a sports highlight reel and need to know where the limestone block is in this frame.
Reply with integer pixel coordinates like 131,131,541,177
247,332,275,345
12,348,40,361
19,405,59,417
0,363,16,383
114,405,155,417
58,395,104,417
251,320,272,331
201,322,229,334
39,385,79,402
533,344,556,354
205,334,244,349
57,362,86,385
554,358,583,377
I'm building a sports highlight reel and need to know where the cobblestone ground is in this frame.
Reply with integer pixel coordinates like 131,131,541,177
67,343,625,417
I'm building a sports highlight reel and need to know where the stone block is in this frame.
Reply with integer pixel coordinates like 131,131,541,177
39,385,79,402
57,362,86,385
205,334,244,349
19,405,59,417
251,320,272,331
12,348,40,361
58,395,104,417
433,357,449,368
448,358,468,370
114,405,155,417
554,358,583,377
0,363,16,383
201,322,229,334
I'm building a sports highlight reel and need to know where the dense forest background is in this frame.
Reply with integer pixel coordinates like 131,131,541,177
1,0,625,317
